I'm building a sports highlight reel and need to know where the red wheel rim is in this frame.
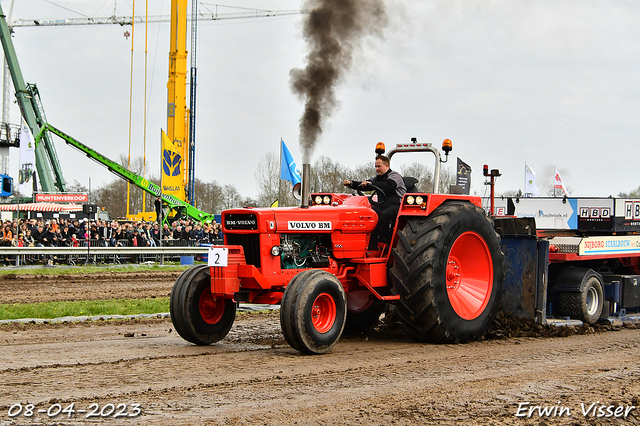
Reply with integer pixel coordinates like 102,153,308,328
311,293,337,333
199,286,224,324
446,231,493,320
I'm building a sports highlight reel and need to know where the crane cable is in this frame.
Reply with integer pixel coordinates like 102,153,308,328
126,0,135,217
141,0,149,215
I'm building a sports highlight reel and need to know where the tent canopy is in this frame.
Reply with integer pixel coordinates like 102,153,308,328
0,203,82,212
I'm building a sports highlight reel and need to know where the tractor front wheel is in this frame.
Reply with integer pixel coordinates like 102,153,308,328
389,201,503,343
170,265,236,345
280,270,347,354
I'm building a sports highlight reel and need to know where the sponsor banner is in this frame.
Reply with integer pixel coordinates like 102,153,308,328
524,163,538,196
614,199,640,232
456,157,471,195
19,122,36,197
576,198,613,231
580,235,640,256
287,221,332,231
488,197,619,231
161,130,185,200
35,193,88,203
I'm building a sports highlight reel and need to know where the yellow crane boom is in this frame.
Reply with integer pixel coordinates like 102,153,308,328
163,0,189,202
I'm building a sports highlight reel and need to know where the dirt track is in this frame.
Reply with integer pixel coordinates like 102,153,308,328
0,270,182,304
1,270,640,425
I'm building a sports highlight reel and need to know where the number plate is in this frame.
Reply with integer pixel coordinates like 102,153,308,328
208,247,228,267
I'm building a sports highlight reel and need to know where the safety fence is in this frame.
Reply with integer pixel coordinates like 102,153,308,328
0,239,224,267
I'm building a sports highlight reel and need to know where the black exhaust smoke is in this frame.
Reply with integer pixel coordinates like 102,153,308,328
290,0,388,163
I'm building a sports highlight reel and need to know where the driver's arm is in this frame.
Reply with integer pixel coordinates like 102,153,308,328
343,180,364,189
371,178,397,193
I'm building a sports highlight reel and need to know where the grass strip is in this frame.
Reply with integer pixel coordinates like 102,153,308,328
0,298,170,320
0,264,191,276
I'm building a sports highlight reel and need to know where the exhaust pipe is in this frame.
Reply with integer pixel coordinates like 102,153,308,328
301,163,310,208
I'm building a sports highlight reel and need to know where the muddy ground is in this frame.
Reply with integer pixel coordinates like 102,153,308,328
0,270,181,304
1,270,640,425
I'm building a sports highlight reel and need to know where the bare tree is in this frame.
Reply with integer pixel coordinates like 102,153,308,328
255,152,280,207
619,186,640,198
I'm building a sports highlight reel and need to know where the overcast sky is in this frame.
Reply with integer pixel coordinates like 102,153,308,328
3,0,640,201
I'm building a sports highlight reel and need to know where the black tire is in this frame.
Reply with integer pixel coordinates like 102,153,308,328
389,201,503,343
170,264,236,345
557,268,603,325
280,270,347,354
170,265,207,340
343,290,386,334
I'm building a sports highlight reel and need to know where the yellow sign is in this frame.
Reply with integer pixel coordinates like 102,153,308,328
161,130,185,200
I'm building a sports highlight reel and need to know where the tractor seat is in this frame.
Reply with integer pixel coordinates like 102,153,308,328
403,176,418,193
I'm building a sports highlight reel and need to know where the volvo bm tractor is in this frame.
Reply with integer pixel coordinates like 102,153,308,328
170,139,504,354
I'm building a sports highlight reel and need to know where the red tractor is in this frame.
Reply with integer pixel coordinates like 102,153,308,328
170,140,504,354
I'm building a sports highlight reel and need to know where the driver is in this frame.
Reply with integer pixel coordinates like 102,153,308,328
343,155,406,250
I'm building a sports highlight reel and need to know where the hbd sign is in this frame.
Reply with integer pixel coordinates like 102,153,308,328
624,201,640,220
579,207,611,219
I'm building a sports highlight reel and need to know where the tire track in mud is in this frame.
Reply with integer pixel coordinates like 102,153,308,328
0,270,181,304
1,316,639,425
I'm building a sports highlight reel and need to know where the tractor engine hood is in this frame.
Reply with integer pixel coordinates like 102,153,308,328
222,198,377,235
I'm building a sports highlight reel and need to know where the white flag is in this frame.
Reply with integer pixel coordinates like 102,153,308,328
554,168,569,196
18,122,36,197
524,163,538,196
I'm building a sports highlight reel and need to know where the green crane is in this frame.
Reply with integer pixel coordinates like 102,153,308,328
35,123,215,224
0,4,65,193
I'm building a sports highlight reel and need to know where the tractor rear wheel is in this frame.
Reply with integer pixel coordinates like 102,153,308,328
280,270,347,354
389,201,503,343
170,265,236,345
343,290,386,334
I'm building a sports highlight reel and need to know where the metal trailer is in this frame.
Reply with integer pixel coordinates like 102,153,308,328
491,196,640,326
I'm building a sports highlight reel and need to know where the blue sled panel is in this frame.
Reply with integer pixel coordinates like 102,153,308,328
500,236,548,322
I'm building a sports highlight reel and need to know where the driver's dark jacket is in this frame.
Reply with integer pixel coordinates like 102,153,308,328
348,169,407,206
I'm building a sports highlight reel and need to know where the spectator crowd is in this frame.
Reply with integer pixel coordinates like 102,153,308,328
0,217,224,249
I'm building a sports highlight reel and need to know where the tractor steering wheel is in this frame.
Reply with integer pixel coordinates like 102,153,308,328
357,183,386,206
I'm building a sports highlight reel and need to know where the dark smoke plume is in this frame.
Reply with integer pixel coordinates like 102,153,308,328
290,0,388,163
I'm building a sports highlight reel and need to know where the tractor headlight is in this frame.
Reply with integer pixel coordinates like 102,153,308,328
415,196,424,205
271,246,282,256
323,195,331,205
406,195,415,205
314,195,322,205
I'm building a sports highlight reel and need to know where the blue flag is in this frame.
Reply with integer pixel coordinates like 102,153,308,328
280,139,301,185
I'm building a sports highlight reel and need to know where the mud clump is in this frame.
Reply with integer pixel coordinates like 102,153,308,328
484,311,635,340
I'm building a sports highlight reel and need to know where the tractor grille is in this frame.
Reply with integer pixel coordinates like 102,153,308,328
226,234,261,268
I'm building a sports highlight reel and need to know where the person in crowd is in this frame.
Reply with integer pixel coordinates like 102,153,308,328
68,220,79,237
52,226,64,247
1,223,13,246
128,229,146,247
11,233,24,247
23,229,35,247
31,225,45,247
213,223,223,240
41,224,54,247
151,223,161,246
110,226,124,247
97,220,109,246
